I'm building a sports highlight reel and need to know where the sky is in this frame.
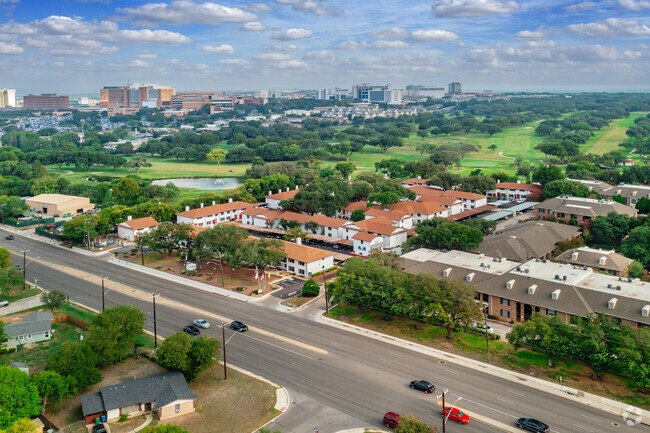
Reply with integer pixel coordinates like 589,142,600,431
0,0,649,95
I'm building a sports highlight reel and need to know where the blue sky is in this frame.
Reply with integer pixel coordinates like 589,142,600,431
0,0,649,95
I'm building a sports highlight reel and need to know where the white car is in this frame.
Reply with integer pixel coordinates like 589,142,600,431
193,319,210,329
472,322,494,334
0,300,9,307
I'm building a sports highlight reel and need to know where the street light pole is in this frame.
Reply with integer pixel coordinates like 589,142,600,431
442,391,446,433
152,293,158,349
483,306,490,361
101,276,105,311
322,266,329,315
222,325,227,380
21,250,28,291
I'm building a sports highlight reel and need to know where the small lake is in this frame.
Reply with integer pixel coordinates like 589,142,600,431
151,177,243,190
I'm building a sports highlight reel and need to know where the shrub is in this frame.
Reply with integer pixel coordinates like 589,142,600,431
302,279,320,297
236,286,244,291
487,314,497,320
131,248,139,253
119,414,128,422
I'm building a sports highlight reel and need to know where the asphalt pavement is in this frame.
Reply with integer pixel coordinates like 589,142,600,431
1,231,646,433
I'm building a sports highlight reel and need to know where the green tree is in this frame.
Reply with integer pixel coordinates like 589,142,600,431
194,224,249,285
488,144,497,151
0,322,6,347
628,261,644,278
335,161,356,179
620,225,650,266
531,165,563,186
405,218,483,252
350,208,365,222
543,180,590,198
31,370,68,412
612,194,626,205
395,415,437,433
112,177,141,205
0,196,29,219
206,148,226,164
125,157,152,174
507,314,573,367
47,342,102,393
0,366,42,429
40,290,67,312
187,336,221,381
238,239,287,292
86,305,146,364
436,279,482,339
142,222,194,256
0,247,11,269
0,419,38,433
157,332,192,374
635,196,650,214
302,279,320,297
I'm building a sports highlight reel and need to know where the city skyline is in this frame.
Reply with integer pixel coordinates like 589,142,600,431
0,0,649,94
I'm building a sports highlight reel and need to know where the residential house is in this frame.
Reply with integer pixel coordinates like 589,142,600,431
406,186,488,210
476,221,581,262
402,249,650,328
336,201,369,219
391,200,450,223
176,200,257,227
535,196,637,225
81,371,198,425
574,180,650,208
556,247,634,277
352,232,384,256
116,216,159,241
4,312,53,347
343,219,408,251
487,182,543,201
265,188,300,209
276,239,335,277
364,208,414,229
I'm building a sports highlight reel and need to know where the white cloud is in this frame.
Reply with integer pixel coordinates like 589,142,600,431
368,27,408,40
0,41,23,54
264,44,297,51
237,21,268,31
371,40,409,49
410,29,459,42
522,40,556,49
515,26,550,40
271,28,312,40
563,1,597,12
103,29,191,45
332,40,366,50
303,49,335,60
275,0,342,16
432,0,519,17
130,59,150,67
333,40,409,50
137,51,158,59
219,58,253,68
246,2,272,12
202,44,235,54
254,52,292,60
568,18,650,37
618,0,650,10
118,1,257,25
275,59,308,68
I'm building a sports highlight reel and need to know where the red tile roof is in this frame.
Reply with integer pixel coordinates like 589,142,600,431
176,201,257,219
342,201,370,212
496,182,543,192
352,232,382,242
117,217,159,230
392,200,448,215
401,178,430,185
364,208,411,221
266,189,300,201
352,219,406,236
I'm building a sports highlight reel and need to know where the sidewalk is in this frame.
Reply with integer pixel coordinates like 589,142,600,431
0,293,42,315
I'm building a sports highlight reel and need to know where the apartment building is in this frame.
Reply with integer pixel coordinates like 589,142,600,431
487,182,543,201
535,196,637,225
23,93,69,109
265,188,300,209
276,239,335,277
574,180,650,208
116,216,159,241
556,247,634,277
176,200,257,227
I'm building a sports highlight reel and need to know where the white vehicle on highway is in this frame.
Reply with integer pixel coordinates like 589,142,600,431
193,319,210,329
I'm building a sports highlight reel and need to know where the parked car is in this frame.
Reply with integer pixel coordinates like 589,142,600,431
183,325,200,336
516,418,549,432
193,319,210,329
472,322,494,334
442,407,469,424
230,320,248,332
383,412,400,428
0,300,9,307
5,235,13,240
92,424,107,433
410,380,435,393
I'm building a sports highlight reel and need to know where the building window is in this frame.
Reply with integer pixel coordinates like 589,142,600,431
547,309,556,316
500,298,510,306
175,404,180,413
501,309,511,318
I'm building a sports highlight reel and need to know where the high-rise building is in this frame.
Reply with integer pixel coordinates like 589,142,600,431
448,82,462,94
100,85,175,108
352,83,390,101
406,85,445,99
23,93,69,109
0,89,16,107
316,88,351,100
367,89,402,105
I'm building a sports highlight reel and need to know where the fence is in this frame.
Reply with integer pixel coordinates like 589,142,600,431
5,217,55,227
35,227,63,240
52,314,91,329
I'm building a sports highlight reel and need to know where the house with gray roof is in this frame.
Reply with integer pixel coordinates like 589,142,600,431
475,221,581,262
4,312,53,347
573,180,650,208
556,247,634,277
80,371,198,425
402,248,650,328
9,362,30,374
535,196,637,226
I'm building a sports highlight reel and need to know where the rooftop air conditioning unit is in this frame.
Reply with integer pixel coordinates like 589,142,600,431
480,263,485,268
616,285,622,290
517,266,522,272
542,259,547,263
555,275,560,280
607,284,613,289
563,275,567,282
628,278,633,283
524,269,530,273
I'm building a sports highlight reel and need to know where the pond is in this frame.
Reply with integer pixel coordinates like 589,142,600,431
151,177,243,190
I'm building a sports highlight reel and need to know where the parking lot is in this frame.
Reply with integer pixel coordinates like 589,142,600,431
272,278,304,299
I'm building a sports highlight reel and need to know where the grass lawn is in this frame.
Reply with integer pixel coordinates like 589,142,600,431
1,286,41,303
581,112,646,155
280,294,316,308
328,304,649,409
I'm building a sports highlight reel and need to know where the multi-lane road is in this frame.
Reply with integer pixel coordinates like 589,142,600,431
2,232,646,433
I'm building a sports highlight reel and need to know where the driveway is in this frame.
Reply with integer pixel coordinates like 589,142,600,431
272,278,304,299
0,294,42,316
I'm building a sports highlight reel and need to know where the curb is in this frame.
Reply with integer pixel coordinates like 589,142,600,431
318,314,649,426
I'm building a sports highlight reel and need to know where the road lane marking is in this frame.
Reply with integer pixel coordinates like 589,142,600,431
26,256,328,355
390,351,403,357
456,397,519,419
580,415,601,422
572,424,594,432
290,362,303,368
497,397,516,406
507,389,526,397
246,334,315,360
436,400,519,433
232,353,245,358
445,370,460,376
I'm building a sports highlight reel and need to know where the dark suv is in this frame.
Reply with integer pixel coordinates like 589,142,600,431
516,418,549,432
410,380,435,393
230,321,248,332
383,412,400,428
183,325,200,336
92,424,107,433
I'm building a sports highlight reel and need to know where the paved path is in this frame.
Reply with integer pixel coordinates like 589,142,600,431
1,293,42,315
128,413,152,433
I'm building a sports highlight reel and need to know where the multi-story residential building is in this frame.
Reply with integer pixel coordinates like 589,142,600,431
556,247,634,277
352,232,384,256
337,201,369,219
535,196,637,225
448,82,462,94
403,249,650,328
265,188,300,209
487,182,543,201
0,89,16,107
176,200,258,227
364,208,414,229
343,219,408,251
401,177,432,188
100,86,175,108
23,93,69,108
391,200,450,222
574,179,650,208
276,238,335,277
407,185,487,210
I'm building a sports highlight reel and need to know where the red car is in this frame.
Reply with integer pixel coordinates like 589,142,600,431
442,407,469,424
383,412,400,429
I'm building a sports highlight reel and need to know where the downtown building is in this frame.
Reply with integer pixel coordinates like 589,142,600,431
100,85,175,109
23,93,69,109
0,89,16,107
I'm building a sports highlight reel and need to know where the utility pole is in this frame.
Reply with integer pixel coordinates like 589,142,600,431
442,391,446,433
483,306,490,361
152,293,158,349
22,250,27,291
85,217,91,250
140,237,145,266
1,203,5,225
323,268,329,315
101,276,105,311
222,325,227,380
